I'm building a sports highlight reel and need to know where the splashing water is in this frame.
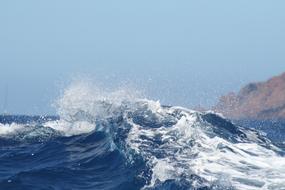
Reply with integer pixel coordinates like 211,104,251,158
0,81,285,190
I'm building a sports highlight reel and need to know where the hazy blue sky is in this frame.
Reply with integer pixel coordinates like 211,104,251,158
0,0,285,114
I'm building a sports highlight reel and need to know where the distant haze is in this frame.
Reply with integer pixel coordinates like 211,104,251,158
0,0,285,114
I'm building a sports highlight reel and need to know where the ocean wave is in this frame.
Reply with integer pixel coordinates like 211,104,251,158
1,82,285,190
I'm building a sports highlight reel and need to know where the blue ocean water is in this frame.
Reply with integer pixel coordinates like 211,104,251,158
1,84,285,190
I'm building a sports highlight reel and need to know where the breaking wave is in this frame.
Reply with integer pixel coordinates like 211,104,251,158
0,81,285,190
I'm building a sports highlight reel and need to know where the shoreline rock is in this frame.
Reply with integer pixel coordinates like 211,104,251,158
214,72,285,120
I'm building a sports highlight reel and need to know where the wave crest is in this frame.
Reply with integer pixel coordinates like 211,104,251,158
1,82,285,189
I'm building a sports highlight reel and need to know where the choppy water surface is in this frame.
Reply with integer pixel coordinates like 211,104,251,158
1,83,285,190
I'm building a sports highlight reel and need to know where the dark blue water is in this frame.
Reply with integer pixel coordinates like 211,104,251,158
0,103,285,190
235,120,285,145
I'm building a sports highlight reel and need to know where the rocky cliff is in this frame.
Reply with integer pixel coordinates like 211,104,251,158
214,72,285,120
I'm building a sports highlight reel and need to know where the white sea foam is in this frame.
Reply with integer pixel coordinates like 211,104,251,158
126,102,285,190
43,120,96,137
0,123,25,135
0,81,142,137
50,81,141,136
1,81,285,190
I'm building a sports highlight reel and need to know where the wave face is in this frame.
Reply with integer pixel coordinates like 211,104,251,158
1,83,285,190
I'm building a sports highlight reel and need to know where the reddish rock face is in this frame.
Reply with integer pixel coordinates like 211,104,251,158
214,72,285,120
